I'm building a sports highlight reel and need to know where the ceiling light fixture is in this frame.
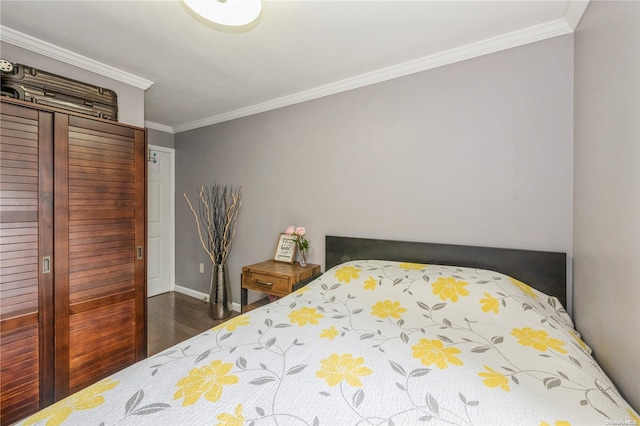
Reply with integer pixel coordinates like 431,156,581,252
183,0,261,27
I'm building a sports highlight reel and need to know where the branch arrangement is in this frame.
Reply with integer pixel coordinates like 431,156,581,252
184,184,242,265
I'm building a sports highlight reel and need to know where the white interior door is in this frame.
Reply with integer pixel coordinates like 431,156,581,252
147,146,174,297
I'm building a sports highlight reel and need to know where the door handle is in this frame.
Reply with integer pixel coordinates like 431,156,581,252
43,256,51,274
137,246,143,260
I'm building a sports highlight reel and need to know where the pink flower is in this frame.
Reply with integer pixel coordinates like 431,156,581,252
295,227,306,236
285,226,295,235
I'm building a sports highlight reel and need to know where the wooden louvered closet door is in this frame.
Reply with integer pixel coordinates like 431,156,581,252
0,102,54,425
54,114,146,397
1,99,146,424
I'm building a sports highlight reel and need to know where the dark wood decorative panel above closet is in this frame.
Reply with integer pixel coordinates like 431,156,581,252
0,99,146,425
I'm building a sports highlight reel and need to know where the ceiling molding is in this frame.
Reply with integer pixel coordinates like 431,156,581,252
0,25,154,90
174,17,573,133
1,2,583,135
563,0,590,30
145,121,175,134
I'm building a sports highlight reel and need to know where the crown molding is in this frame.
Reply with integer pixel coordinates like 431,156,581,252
174,17,573,133
563,0,590,30
1,5,581,134
0,25,153,90
145,121,175,134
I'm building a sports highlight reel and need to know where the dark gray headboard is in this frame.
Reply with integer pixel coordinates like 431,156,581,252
325,236,567,307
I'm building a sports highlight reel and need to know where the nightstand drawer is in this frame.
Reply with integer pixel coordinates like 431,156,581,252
241,260,322,313
242,272,290,295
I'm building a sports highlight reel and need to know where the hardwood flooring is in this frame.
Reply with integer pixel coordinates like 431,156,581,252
147,291,239,356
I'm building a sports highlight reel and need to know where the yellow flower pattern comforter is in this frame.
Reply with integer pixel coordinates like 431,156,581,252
18,261,638,426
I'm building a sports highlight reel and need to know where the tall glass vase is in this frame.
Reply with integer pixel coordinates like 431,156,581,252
209,263,232,320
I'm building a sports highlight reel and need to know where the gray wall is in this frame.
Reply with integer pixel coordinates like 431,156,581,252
176,35,574,309
573,1,640,409
1,42,145,127
148,128,175,149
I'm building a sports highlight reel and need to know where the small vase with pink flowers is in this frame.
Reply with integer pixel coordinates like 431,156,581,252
285,225,309,267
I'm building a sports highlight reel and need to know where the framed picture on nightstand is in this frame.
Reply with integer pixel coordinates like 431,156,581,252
274,233,297,263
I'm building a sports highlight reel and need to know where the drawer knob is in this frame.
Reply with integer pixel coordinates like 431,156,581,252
255,279,273,287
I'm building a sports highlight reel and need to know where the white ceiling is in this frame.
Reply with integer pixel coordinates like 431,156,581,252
0,1,587,133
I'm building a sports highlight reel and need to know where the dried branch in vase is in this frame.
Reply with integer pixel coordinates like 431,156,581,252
184,184,242,265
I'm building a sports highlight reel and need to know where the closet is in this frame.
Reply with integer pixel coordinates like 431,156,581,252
0,99,146,425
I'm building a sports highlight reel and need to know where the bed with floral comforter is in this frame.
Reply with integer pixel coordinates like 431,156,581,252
18,261,638,426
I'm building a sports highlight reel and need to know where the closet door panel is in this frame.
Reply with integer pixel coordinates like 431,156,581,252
55,115,146,395
0,324,39,424
0,104,54,425
68,299,135,390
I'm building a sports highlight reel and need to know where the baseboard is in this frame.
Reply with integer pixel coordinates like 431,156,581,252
173,285,241,313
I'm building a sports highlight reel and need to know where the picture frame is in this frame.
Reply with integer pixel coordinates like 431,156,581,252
274,233,297,264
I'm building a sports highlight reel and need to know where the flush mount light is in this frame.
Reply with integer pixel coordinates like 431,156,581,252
183,0,261,26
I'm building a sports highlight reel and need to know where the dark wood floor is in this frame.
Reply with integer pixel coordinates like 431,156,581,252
147,292,239,356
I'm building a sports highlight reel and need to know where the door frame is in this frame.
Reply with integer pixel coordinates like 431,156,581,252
147,144,175,294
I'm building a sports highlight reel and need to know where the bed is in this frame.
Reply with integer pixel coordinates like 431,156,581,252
17,236,638,425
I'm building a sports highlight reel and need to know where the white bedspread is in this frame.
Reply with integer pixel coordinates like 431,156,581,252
18,261,638,425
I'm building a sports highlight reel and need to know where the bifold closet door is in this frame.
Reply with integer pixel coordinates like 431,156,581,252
0,103,54,425
54,114,146,397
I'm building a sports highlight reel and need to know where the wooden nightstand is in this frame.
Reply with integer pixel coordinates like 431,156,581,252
241,260,321,313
